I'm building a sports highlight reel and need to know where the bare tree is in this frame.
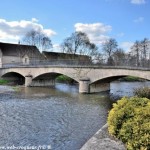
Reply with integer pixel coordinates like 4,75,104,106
22,29,52,51
140,38,149,67
112,48,126,66
130,40,141,67
102,38,118,65
93,52,104,65
61,31,98,62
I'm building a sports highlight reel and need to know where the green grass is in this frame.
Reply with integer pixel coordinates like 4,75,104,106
56,75,75,84
0,79,9,85
121,76,143,82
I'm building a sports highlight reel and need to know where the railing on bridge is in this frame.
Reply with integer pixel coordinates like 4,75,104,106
1,59,150,69
2,59,91,67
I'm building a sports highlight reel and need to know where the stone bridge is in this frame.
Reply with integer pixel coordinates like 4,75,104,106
0,66,149,93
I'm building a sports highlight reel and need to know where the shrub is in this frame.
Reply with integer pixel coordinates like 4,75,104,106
0,79,9,85
134,87,150,99
56,75,74,84
108,97,150,150
121,76,142,82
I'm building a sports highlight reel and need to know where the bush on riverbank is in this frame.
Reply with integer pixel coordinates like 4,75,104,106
107,97,150,150
56,75,76,84
0,79,9,85
134,87,150,99
119,76,144,82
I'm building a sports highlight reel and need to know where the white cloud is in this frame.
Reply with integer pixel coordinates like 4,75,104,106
31,18,39,23
133,17,144,23
120,42,134,52
0,18,56,43
52,44,61,52
74,23,112,44
131,0,146,4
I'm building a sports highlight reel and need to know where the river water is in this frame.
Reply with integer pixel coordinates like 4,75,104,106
0,81,150,150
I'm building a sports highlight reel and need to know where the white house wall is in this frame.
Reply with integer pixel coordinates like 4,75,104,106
2,56,21,65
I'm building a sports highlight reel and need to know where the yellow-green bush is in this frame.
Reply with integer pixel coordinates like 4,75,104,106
108,97,150,150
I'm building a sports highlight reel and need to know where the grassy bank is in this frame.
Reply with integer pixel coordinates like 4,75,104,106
0,79,20,91
56,75,76,84
119,76,145,82
0,79,9,85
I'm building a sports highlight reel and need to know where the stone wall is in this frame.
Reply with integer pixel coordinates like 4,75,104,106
80,124,126,150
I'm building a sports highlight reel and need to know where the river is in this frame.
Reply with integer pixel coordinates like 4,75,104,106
0,81,149,150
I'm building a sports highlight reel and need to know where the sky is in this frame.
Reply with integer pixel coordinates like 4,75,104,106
0,0,149,52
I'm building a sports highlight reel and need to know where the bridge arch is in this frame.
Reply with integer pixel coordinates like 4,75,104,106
90,75,126,85
89,71,150,93
33,70,79,82
89,69,150,84
29,72,79,87
33,72,79,83
1,71,25,85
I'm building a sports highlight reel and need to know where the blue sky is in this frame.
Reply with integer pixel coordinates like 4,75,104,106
0,0,149,51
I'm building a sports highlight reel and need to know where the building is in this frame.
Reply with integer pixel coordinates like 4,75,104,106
0,42,92,67
0,42,43,67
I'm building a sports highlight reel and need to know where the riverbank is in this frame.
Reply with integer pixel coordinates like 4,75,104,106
80,124,126,150
118,76,147,82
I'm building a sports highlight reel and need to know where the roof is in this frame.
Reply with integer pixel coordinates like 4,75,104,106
42,51,91,60
0,42,43,58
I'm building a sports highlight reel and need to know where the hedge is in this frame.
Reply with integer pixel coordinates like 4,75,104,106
107,97,150,150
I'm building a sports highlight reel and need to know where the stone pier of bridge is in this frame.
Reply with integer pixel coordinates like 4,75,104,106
25,75,55,87
79,78,110,94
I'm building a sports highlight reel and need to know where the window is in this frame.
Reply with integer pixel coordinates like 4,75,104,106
25,58,27,63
